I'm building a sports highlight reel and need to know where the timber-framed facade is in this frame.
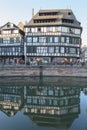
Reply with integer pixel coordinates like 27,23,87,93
24,9,82,65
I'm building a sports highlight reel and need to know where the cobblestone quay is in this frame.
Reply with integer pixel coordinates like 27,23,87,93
0,65,87,77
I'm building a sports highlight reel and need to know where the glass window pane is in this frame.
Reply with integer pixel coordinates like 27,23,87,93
27,37,32,42
66,37,69,43
48,47,54,53
55,47,59,53
75,29,81,34
47,37,52,43
55,26,61,32
46,27,52,32
39,37,46,42
33,37,38,42
66,47,69,53
62,27,68,32
69,48,76,54
54,37,59,42
61,37,65,43
60,47,65,53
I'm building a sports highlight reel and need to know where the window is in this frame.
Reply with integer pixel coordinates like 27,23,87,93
16,38,20,43
48,47,54,53
77,48,80,55
46,27,52,32
61,37,65,43
3,38,10,43
69,37,71,43
32,47,36,53
69,48,76,54
54,37,59,42
27,37,32,42
55,26,61,32
26,46,30,53
75,29,81,35
33,37,38,42
15,47,19,53
13,30,18,33
27,98,31,103
2,30,11,34
61,27,68,32
55,47,59,53
33,99,37,104
37,47,47,54
39,37,46,42
66,47,69,53
0,38,3,43
10,38,14,43
37,27,41,32
27,46,36,53
62,19,73,24
25,28,31,32
66,37,69,43
76,38,80,44
48,90,54,95
47,37,52,43
68,12,72,15
69,28,75,34
60,47,65,53
72,38,75,44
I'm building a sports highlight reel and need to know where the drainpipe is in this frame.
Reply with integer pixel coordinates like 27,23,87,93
24,39,26,65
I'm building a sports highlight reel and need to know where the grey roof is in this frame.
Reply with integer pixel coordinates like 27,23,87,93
25,9,82,28
0,22,18,30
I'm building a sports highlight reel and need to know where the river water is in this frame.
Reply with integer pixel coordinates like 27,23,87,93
0,77,87,130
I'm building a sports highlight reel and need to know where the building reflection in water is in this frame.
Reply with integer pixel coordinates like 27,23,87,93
24,85,80,129
0,86,24,116
0,77,81,129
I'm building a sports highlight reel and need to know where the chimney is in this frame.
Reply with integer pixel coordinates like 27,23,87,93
32,8,34,17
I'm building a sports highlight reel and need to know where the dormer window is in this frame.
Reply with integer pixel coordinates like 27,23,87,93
62,18,74,24
68,12,71,15
7,23,13,28
10,23,13,28
7,24,10,28
37,27,41,32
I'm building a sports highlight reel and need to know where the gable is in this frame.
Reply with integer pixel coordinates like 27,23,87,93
0,22,18,30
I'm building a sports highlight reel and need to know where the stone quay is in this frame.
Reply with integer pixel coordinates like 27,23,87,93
0,65,87,77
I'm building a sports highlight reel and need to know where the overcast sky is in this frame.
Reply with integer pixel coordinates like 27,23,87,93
0,0,87,45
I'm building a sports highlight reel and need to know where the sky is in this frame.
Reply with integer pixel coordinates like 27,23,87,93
0,0,87,46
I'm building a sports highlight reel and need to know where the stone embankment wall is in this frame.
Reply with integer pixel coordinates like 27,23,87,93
0,65,87,77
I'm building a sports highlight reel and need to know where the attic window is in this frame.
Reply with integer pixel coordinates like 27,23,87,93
62,19,74,23
10,23,13,27
38,27,41,32
39,12,58,16
7,24,10,28
7,23,13,28
68,12,71,15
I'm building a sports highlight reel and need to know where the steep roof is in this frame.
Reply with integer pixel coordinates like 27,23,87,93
25,9,81,28
0,22,18,30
